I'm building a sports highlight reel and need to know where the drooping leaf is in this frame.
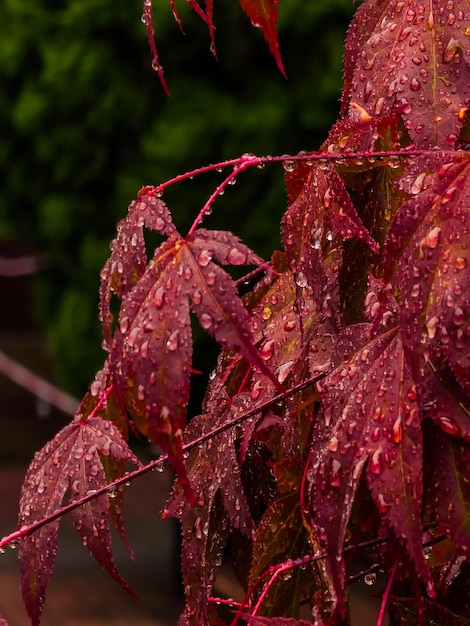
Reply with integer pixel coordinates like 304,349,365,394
281,162,378,311
239,0,286,77
102,192,278,497
99,189,176,351
164,391,258,626
18,413,140,626
383,154,470,391
305,323,432,615
342,0,470,147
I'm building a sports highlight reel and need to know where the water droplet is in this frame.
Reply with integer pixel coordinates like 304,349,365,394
200,313,213,330
424,227,441,249
191,290,202,305
438,416,461,436
423,546,433,560
426,316,438,339
262,306,272,320
392,416,402,443
153,286,166,309
183,266,193,280
197,250,212,267
282,160,296,172
277,361,294,383
119,316,131,334
410,77,421,91
453,306,465,326
260,340,275,361
166,330,179,351
369,447,383,475
411,172,427,195
295,271,308,288
364,572,376,586
227,248,247,265
283,320,296,332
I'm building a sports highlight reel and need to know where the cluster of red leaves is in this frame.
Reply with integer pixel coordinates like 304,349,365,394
13,0,470,625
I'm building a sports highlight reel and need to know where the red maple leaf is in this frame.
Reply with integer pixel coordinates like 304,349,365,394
18,413,141,626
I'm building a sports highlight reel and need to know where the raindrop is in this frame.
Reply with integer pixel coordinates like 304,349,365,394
262,306,272,320
423,546,433,560
277,361,294,384
364,572,376,586
119,316,131,334
282,160,296,172
438,416,461,436
200,313,213,330
410,77,421,91
411,172,426,194
166,330,179,351
183,266,193,280
453,307,465,326
369,447,383,475
283,320,296,332
295,271,308,288
191,290,202,305
153,286,166,309
197,250,212,267
260,340,275,361
227,247,247,265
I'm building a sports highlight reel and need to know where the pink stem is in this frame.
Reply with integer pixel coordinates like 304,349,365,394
376,559,398,626
0,349,79,416
0,373,326,550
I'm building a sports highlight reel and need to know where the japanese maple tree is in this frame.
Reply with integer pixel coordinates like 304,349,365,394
1,0,469,624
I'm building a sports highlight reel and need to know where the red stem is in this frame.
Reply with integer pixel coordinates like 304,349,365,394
376,560,398,626
0,374,325,550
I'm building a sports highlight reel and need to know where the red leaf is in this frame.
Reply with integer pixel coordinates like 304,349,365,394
383,154,470,392
306,324,433,614
239,0,286,77
104,195,278,499
281,162,378,311
342,0,470,148
18,414,140,626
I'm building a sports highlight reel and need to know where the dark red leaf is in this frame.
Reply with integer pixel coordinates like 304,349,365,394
281,162,378,310
239,0,286,77
342,0,470,148
383,154,470,392
18,413,140,626
306,324,432,614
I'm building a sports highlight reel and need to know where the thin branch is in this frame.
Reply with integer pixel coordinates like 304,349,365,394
0,350,79,416
0,373,325,549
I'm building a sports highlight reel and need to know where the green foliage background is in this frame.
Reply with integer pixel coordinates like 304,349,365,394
0,0,353,395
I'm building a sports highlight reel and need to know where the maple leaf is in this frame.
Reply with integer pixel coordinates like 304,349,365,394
239,0,286,77
100,191,278,499
382,153,470,392
165,391,257,625
305,323,432,614
342,0,470,148
281,162,378,315
99,189,176,352
18,413,141,626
